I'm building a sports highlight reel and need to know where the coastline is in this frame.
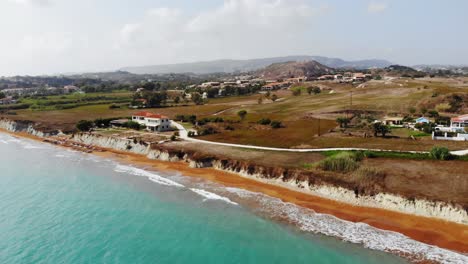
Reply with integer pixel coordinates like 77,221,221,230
1,127,467,256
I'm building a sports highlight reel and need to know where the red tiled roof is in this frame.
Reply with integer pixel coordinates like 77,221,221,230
451,114,468,122
133,111,168,119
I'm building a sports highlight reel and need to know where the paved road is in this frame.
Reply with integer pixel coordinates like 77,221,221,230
171,121,468,156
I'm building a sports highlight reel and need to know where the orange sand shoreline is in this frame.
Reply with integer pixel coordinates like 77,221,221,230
1,129,467,256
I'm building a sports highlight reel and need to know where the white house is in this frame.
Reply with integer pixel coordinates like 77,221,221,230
131,111,172,132
450,114,468,132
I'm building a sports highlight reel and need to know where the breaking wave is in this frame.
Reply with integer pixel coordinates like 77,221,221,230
190,188,238,205
114,165,184,188
224,187,468,264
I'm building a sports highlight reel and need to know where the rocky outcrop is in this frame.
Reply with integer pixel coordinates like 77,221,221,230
1,118,467,225
0,118,59,137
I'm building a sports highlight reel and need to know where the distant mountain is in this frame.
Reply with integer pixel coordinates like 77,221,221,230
121,56,392,75
257,61,334,79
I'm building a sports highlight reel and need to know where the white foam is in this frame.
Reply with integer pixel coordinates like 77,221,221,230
0,140,8,144
190,188,238,205
224,187,468,264
114,165,184,188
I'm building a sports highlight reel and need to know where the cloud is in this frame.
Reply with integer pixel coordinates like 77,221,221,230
115,0,317,65
8,0,52,7
367,1,388,13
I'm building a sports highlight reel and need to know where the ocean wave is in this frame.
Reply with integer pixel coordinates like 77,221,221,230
0,140,9,144
114,165,184,188
224,187,468,264
190,188,238,205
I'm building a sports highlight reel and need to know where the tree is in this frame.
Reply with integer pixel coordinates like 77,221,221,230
76,120,94,132
408,107,416,115
238,110,247,121
0,92,5,99
191,92,204,105
174,96,180,104
306,86,313,95
428,110,439,118
124,121,142,130
336,117,350,128
270,121,282,129
292,89,301,96
271,94,278,102
420,107,427,116
372,123,390,137
312,87,321,94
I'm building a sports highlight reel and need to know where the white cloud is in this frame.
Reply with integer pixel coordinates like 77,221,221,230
367,1,388,13
8,0,52,6
115,0,317,65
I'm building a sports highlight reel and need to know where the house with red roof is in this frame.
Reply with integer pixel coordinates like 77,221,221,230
450,114,468,132
131,111,172,132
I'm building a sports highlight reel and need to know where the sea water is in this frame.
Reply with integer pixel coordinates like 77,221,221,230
0,133,465,263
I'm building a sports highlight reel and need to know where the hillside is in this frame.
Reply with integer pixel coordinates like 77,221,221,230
257,61,334,79
372,65,426,78
120,56,392,74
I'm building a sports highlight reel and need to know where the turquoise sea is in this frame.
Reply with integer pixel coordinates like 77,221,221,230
0,133,465,263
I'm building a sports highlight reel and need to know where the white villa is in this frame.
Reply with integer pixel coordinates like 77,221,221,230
131,111,172,132
450,114,468,132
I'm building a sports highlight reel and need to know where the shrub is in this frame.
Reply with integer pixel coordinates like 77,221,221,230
270,121,282,129
429,146,452,160
187,131,196,137
318,152,360,172
237,110,247,120
258,118,272,125
76,120,94,132
109,104,120,109
123,121,142,130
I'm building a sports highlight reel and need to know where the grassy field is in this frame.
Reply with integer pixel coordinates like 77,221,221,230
2,77,468,150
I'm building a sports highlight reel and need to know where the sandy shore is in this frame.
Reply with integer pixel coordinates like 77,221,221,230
2,129,468,255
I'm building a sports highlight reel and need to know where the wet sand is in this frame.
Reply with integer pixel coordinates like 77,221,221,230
2,129,468,255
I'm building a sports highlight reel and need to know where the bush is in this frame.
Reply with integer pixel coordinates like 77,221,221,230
109,104,120,109
429,146,452,160
258,118,272,125
76,120,94,132
123,121,142,130
318,152,360,172
270,121,282,129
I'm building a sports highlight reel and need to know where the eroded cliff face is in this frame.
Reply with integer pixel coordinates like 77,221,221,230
1,119,467,224
0,119,59,137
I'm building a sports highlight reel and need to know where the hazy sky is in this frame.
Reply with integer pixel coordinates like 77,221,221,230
1,0,467,76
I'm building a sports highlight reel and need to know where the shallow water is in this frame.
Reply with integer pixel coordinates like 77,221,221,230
0,132,464,263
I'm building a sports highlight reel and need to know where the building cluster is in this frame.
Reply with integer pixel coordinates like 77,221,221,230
0,96,17,105
318,72,373,83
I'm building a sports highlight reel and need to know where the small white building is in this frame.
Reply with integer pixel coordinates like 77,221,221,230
450,114,468,132
131,111,172,132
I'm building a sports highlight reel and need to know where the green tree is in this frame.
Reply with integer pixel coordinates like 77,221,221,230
372,123,390,137
0,92,5,99
76,120,94,132
124,121,142,130
306,86,313,95
336,117,350,128
191,93,204,105
312,87,321,94
174,96,180,104
237,110,247,121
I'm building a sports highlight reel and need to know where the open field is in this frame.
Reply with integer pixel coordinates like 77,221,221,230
2,77,468,150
